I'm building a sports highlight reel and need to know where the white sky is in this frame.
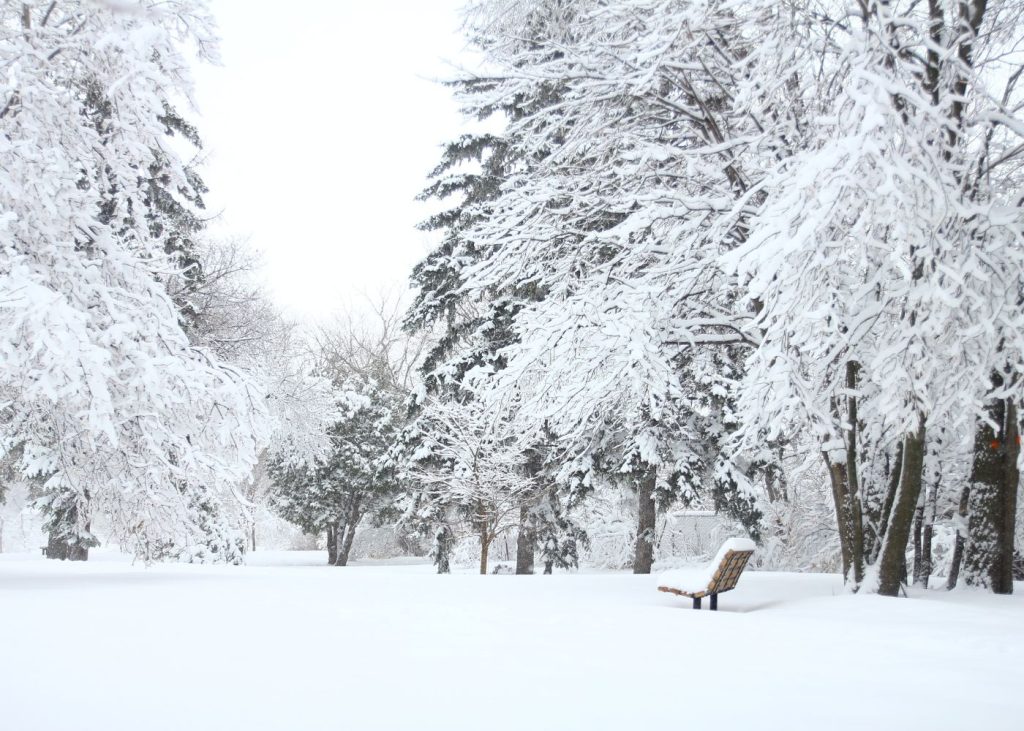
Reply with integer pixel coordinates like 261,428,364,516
191,0,473,321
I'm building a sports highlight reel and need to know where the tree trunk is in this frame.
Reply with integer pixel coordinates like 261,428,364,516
947,484,970,589
914,477,938,589
479,524,491,575
67,527,90,562
250,524,257,553
45,532,69,561
337,518,359,567
822,363,871,587
999,400,1019,593
824,451,864,585
46,516,91,561
326,524,338,566
825,454,852,579
335,498,362,567
434,525,453,574
843,362,865,583
515,503,535,575
866,442,903,566
877,422,927,596
912,490,926,587
632,466,656,574
964,396,1019,593
46,535,90,561
920,519,933,590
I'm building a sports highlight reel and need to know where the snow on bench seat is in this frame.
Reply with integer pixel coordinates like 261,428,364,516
657,538,755,610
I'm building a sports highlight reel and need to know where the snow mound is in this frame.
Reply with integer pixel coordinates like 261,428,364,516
657,537,755,593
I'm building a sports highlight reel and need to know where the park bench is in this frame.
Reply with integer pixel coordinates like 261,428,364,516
657,538,755,610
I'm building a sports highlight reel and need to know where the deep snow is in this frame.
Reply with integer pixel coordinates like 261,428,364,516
0,551,1020,731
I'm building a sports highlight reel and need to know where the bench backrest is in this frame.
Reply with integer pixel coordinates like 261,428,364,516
707,549,753,594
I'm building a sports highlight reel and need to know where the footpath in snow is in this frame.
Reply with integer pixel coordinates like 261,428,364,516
0,551,1020,731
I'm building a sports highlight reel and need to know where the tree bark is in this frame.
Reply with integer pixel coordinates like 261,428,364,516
920,519,933,590
999,400,1019,593
434,525,453,574
479,524,491,575
964,396,1019,593
337,518,359,567
335,498,362,567
866,442,903,566
67,529,90,562
632,466,657,574
877,422,927,596
844,362,865,583
326,524,338,566
46,535,90,561
825,454,852,580
824,451,864,585
912,490,927,587
822,363,871,586
45,532,69,561
515,503,535,575
946,484,970,589
916,478,938,589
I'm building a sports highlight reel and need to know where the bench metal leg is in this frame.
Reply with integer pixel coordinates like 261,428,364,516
692,597,701,610
710,594,718,611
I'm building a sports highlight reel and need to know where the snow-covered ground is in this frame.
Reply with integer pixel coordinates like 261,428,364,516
1,551,1020,731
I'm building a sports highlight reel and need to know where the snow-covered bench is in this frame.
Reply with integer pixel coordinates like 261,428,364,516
657,538,755,610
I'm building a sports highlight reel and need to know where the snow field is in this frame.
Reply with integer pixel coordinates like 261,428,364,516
0,552,1020,731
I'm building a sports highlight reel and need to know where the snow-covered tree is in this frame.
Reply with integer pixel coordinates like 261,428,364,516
422,0,1023,593
269,379,401,566
268,299,417,565
405,67,571,574
162,237,337,561
0,1,271,560
403,395,536,574
419,0,783,573
728,0,1024,594
181,238,337,467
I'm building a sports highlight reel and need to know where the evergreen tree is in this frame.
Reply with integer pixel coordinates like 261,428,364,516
406,91,550,573
270,377,403,566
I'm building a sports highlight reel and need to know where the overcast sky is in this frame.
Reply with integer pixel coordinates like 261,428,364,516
192,0,473,321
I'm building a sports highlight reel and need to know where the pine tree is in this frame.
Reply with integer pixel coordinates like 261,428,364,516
270,377,403,566
406,73,574,574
